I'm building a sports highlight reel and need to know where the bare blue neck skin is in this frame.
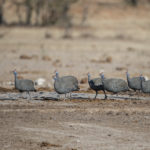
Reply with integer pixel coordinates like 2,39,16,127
55,72,59,79
14,71,17,78
13,71,18,86
126,72,130,84
88,73,91,82
53,76,57,81
126,72,130,79
100,73,105,80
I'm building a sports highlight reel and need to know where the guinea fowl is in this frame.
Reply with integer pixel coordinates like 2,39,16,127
140,75,150,93
100,73,129,94
13,70,36,99
54,72,80,99
126,71,143,91
88,73,107,99
55,72,78,87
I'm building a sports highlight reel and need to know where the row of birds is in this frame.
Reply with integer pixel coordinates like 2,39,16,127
13,70,150,100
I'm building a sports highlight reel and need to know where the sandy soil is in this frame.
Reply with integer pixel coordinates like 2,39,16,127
0,99,150,150
0,4,150,150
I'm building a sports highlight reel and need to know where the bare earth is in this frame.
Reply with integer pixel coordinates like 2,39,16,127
0,5,150,150
0,98,150,150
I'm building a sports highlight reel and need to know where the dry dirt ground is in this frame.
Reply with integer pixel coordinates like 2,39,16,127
0,5,150,150
0,99,150,150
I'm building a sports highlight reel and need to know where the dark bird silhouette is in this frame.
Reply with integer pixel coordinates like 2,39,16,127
88,73,107,99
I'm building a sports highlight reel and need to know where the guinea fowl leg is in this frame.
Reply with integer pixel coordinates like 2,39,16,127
23,92,27,99
64,93,67,100
18,92,22,99
68,93,72,99
57,94,60,99
27,91,31,100
19,91,25,99
94,91,98,99
70,93,72,98
20,93,22,99
103,90,107,99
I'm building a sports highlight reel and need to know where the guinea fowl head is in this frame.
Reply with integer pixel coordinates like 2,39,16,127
87,72,91,81
13,69,17,76
54,70,59,78
87,72,90,77
100,72,104,79
140,74,145,81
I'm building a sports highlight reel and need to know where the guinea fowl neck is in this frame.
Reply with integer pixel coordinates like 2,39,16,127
100,73,105,84
14,73,17,87
126,72,130,83
53,76,57,81
55,72,59,79
100,74,105,80
140,76,144,91
88,74,91,82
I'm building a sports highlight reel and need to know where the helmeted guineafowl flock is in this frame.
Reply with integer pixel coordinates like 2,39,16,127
12,69,150,100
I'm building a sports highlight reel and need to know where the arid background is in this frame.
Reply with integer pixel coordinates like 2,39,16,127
0,0,150,149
